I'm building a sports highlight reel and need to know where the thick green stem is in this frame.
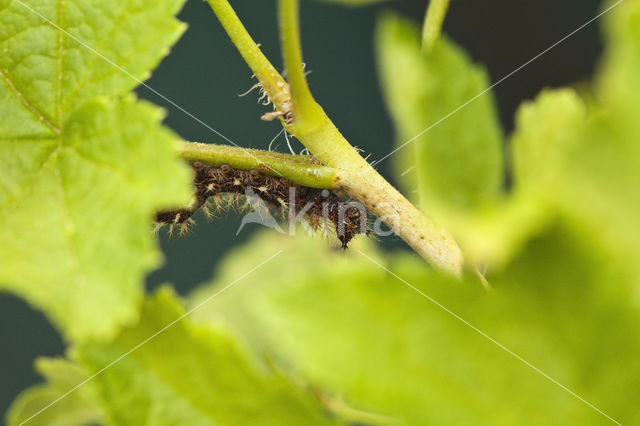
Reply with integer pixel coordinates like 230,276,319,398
207,0,464,275
277,0,463,274
178,142,338,189
422,0,451,50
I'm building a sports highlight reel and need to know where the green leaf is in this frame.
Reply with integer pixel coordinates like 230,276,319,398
511,89,586,192
378,0,640,274
454,89,585,269
447,191,552,269
506,1,640,294
73,288,337,426
0,0,191,341
376,13,504,216
597,0,640,126
556,0,640,292
190,230,640,425
0,0,187,129
7,358,105,426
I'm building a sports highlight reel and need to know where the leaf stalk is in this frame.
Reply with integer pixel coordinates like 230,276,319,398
422,0,451,50
178,141,338,189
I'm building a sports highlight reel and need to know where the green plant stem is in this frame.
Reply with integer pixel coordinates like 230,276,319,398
278,0,463,274
279,0,324,127
422,0,450,50
206,0,292,117
178,142,338,189
208,0,464,275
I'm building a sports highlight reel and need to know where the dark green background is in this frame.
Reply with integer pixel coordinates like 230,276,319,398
0,0,601,419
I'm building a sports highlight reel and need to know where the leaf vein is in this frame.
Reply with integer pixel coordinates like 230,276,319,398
0,145,58,210
65,146,157,194
57,0,65,127
0,67,61,135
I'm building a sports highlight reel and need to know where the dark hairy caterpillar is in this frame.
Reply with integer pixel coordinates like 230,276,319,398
155,162,370,248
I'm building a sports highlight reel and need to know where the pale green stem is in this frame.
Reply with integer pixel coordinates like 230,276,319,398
206,0,292,119
207,0,464,275
278,0,463,274
422,0,451,50
178,142,338,189
279,0,324,127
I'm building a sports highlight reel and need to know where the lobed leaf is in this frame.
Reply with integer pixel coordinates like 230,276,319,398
73,288,337,426
376,13,504,217
377,1,640,276
557,0,640,298
511,89,586,192
0,0,191,341
6,358,105,426
507,0,640,297
0,0,187,128
190,230,640,425
455,90,586,268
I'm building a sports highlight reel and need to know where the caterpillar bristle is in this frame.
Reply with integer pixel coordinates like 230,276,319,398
155,162,370,248
178,222,192,237
200,204,213,220
207,196,224,215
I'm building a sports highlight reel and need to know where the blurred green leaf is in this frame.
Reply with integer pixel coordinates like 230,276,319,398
447,191,552,269
511,89,586,191
506,0,640,298
73,287,337,426
455,89,586,268
0,0,192,340
376,13,504,216
7,358,105,426
190,229,639,425
555,0,640,297
378,0,640,278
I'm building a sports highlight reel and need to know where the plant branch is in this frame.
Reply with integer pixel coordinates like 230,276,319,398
207,0,464,275
178,142,338,189
422,0,450,50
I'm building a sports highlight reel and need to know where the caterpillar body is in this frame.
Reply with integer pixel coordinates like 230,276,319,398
155,162,369,248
